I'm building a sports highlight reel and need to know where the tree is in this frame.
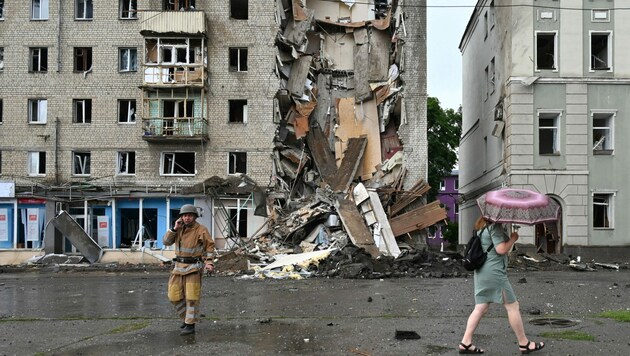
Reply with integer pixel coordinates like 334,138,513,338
427,97,461,201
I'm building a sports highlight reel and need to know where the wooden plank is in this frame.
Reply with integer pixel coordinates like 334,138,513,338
335,198,380,258
287,55,313,98
306,123,338,183
389,179,431,217
368,190,401,258
329,136,367,191
389,201,448,237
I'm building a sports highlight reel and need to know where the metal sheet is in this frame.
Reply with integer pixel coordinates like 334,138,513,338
50,211,103,264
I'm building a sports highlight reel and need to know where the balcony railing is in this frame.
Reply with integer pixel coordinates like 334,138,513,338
140,11,206,36
142,117,208,142
143,65,205,87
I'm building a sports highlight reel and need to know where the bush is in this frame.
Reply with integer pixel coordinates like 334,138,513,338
442,221,459,251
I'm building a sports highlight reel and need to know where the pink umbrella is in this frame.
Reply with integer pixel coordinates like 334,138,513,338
477,188,560,225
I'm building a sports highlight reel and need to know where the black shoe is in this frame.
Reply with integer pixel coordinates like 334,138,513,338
180,323,195,335
180,322,186,329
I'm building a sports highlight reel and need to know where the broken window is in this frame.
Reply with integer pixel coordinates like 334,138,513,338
119,48,137,72
73,151,91,175
32,0,49,20
591,32,612,70
27,151,46,176
229,99,247,123
163,100,193,117
28,99,47,124
229,47,248,72
29,47,48,72
163,0,195,11
230,0,248,20
161,152,195,176
228,208,247,237
117,151,136,175
592,112,613,154
488,58,495,94
75,0,93,20
536,32,556,70
0,1,4,19
0,47,4,71
228,152,247,174
593,193,613,228
74,47,92,71
439,180,445,191
119,0,137,19
538,112,560,155
0,99,3,124
118,99,136,123
73,99,92,123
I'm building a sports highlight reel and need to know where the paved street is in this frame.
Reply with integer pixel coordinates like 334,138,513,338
0,269,629,355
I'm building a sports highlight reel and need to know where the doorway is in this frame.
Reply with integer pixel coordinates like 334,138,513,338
535,198,562,254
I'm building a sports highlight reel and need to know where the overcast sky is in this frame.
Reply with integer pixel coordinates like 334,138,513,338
427,0,477,111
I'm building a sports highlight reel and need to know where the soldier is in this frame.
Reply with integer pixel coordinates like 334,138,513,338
163,204,215,335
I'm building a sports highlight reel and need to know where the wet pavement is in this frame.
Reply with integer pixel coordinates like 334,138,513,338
1,269,629,355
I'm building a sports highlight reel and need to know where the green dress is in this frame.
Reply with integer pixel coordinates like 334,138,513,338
473,223,517,304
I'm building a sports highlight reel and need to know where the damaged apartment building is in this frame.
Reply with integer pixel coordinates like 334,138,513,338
0,0,441,264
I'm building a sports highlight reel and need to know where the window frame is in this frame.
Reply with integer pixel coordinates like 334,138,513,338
160,152,196,176
27,151,46,176
0,47,4,71
535,31,558,71
118,99,137,124
28,98,48,124
116,151,136,175
73,99,92,123
589,31,613,72
75,0,93,20
228,151,247,175
74,47,93,72
29,47,48,73
119,0,137,19
72,151,91,176
537,111,561,155
0,98,3,124
230,0,248,20
592,192,614,229
591,111,614,154
229,47,248,72
228,99,248,123
31,0,49,20
0,1,5,20
119,47,137,72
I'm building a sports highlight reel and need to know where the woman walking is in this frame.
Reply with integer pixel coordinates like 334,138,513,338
458,216,545,354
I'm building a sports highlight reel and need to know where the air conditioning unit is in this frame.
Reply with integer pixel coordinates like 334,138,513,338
492,121,505,138
494,106,503,121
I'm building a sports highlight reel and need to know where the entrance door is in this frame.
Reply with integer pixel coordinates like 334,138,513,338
535,199,562,254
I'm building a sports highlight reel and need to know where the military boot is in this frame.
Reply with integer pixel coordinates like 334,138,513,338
180,323,195,335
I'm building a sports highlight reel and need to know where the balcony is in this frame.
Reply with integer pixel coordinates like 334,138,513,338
143,65,205,87
140,11,206,36
142,117,209,142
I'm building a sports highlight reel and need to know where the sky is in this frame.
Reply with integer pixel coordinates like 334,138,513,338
427,0,478,111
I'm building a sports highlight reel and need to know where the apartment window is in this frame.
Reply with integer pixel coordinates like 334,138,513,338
538,112,560,155
29,47,48,72
592,112,614,154
120,0,137,19
73,99,92,123
593,193,613,228
0,1,4,20
488,1,495,29
439,180,446,191
119,48,137,72
73,152,91,175
228,152,247,174
0,99,3,124
590,32,612,71
74,47,92,72
229,47,248,72
118,100,136,123
454,179,459,190
28,99,47,124
230,0,248,20
117,151,136,175
488,58,495,94
483,11,488,39
32,0,49,20
229,99,247,123
536,32,557,70
0,47,4,71
27,152,46,176
228,208,247,237
163,0,195,11
75,0,93,20
592,9,610,22
161,152,195,176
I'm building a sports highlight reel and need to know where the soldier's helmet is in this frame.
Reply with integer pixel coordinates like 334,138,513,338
179,204,198,217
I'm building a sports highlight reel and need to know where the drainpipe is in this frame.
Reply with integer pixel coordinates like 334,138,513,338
54,118,60,185
57,0,62,72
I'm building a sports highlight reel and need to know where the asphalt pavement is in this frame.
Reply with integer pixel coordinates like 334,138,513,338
0,269,629,355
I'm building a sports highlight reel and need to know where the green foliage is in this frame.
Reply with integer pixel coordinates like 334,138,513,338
427,97,461,200
540,330,595,341
597,310,630,322
442,221,459,250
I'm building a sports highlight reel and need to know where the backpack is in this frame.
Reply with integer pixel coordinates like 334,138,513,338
462,227,494,271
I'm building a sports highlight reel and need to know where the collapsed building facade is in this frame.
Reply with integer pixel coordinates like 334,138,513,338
0,0,443,265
